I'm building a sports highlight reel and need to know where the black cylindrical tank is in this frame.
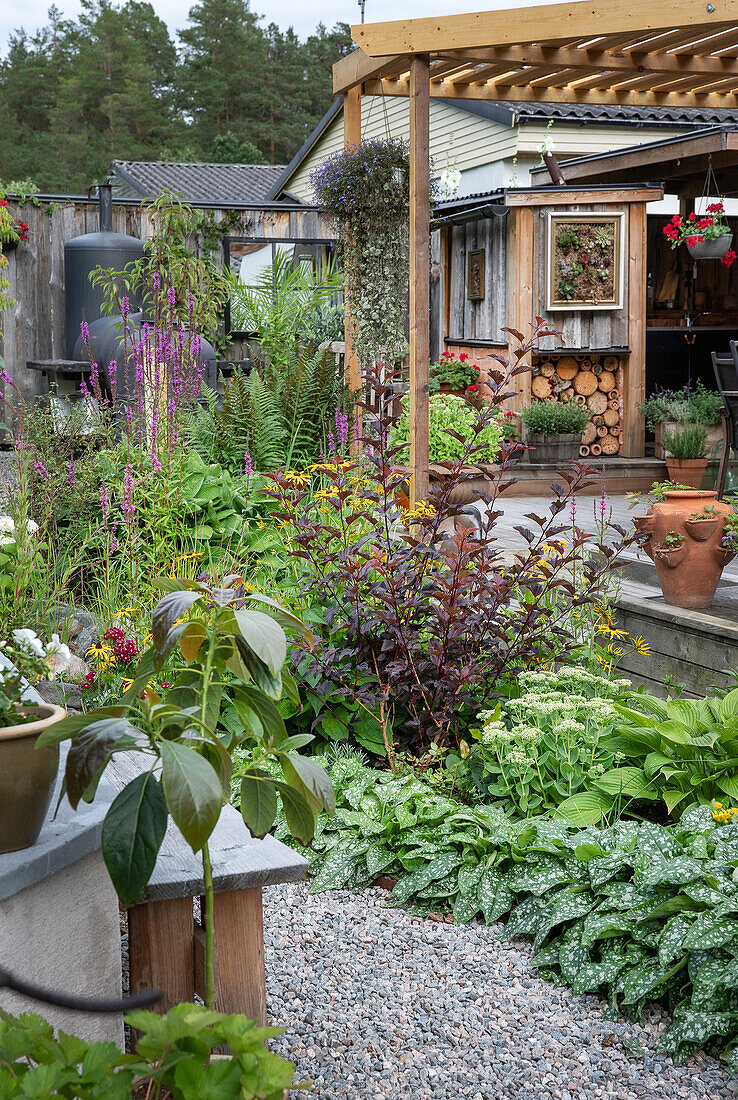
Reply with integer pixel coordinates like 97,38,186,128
64,184,144,358
72,313,217,401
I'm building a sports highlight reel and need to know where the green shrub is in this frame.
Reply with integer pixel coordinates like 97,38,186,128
0,1003,308,1098
390,393,503,464
638,382,723,428
519,401,590,436
662,422,708,460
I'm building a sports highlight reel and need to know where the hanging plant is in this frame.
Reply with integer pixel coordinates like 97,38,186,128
662,201,735,265
0,200,28,254
311,138,422,370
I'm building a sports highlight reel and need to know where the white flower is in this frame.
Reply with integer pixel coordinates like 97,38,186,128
0,535,14,546
46,633,71,663
12,628,45,658
26,519,39,535
0,516,15,535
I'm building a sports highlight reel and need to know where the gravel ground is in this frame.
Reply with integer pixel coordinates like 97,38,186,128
264,883,737,1100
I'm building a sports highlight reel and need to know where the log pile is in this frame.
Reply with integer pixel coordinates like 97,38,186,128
531,353,623,458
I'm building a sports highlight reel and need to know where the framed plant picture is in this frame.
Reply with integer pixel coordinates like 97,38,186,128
545,212,625,311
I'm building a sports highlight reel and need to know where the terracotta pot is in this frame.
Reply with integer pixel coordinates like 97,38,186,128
641,490,733,608
665,458,708,489
438,383,466,398
684,517,719,542
0,704,65,854
717,546,737,567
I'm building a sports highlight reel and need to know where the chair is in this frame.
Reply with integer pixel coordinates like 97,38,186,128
711,346,738,498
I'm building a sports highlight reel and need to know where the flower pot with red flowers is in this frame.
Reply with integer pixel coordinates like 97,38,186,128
0,199,21,253
662,202,735,265
429,350,479,397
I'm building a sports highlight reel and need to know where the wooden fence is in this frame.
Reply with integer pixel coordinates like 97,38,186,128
0,196,331,401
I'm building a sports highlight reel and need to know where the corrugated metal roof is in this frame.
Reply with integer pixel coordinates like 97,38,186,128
110,161,290,204
509,101,738,125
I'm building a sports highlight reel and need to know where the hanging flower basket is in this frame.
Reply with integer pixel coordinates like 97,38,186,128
663,201,736,267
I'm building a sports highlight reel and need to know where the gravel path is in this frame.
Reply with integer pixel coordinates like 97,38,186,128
264,883,736,1100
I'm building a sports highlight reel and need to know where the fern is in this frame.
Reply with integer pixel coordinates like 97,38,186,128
282,345,346,465
187,370,288,472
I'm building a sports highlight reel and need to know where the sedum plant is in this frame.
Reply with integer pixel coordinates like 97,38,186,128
38,577,334,1008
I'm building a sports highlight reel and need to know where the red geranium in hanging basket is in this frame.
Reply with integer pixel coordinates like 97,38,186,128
662,202,734,264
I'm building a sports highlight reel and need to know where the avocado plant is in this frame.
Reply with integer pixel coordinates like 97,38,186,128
38,576,334,1007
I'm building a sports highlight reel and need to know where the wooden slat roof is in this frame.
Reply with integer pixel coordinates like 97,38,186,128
333,0,738,113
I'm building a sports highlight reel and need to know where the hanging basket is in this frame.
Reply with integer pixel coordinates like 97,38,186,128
687,232,733,260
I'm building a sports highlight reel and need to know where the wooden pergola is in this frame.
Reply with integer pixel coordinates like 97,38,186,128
333,0,738,502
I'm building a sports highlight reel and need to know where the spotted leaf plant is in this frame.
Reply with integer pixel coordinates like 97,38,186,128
38,576,334,1008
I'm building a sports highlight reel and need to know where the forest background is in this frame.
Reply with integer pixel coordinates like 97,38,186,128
0,0,353,192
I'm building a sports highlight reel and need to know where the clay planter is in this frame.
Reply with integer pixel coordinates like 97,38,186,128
0,704,65,854
684,517,719,541
437,383,466,398
717,546,737,568
523,432,581,464
665,458,708,489
654,423,723,461
639,490,733,609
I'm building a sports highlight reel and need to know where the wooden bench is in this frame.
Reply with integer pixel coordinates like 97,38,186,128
109,757,308,1022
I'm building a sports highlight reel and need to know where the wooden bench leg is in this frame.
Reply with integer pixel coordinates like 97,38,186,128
195,887,266,1024
128,897,194,1012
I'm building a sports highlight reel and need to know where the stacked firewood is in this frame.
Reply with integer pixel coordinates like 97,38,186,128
530,353,623,457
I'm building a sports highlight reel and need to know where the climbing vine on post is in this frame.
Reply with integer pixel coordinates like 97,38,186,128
311,138,424,370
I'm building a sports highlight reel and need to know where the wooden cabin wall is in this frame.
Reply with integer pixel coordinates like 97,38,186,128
443,214,509,346
1,198,330,401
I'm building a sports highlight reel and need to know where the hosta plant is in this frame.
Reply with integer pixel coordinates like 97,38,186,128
581,689,738,819
38,577,334,1007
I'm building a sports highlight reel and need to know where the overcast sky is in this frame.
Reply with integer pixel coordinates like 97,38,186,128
0,0,511,48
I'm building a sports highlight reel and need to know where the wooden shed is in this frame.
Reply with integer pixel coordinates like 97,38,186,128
334,0,738,501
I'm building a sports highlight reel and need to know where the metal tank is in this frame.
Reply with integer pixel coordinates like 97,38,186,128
64,184,144,358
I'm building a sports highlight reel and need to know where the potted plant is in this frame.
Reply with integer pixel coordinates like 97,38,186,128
0,629,70,854
635,488,733,608
429,351,479,396
0,200,27,253
661,423,708,487
518,401,590,463
638,383,724,460
652,530,685,567
685,503,721,541
663,202,736,263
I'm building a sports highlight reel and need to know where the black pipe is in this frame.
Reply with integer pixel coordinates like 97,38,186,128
98,183,113,232
0,965,160,1013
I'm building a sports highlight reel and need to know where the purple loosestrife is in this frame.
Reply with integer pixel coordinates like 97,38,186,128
167,286,176,310
243,449,253,483
120,296,129,319
122,463,135,527
34,461,50,479
335,408,349,451
68,460,76,487
100,480,110,521
79,320,89,345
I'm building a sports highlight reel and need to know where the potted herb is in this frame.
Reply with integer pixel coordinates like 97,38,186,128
429,351,479,396
661,423,708,487
663,202,735,263
518,401,590,463
0,629,70,854
638,382,724,460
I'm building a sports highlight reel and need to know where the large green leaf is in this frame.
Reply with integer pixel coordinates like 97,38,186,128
152,590,204,666
35,708,126,748
716,774,738,801
160,741,222,852
65,718,140,808
233,608,287,676
233,636,282,700
101,772,167,905
594,767,657,799
281,752,336,814
240,770,278,837
275,782,316,845
555,790,611,826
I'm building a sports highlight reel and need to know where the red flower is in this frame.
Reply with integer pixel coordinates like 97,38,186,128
17,221,29,241
472,364,480,371
686,235,699,247
698,218,712,229
688,212,696,221
721,250,736,267
458,352,468,361
708,202,724,214
467,383,478,391
671,214,682,225
0,200,6,208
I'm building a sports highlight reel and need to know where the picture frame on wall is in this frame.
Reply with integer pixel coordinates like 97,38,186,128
545,212,625,311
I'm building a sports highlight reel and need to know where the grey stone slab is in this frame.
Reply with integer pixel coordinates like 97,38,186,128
0,745,115,902
108,753,307,902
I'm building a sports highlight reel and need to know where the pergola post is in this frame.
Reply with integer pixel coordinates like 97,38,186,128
408,54,430,507
344,85,362,445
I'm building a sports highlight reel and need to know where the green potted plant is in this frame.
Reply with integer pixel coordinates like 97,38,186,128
518,401,590,463
638,382,723,460
0,628,70,854
685,503,721,541
661,423,708,487
663,201,735,262
429,351,479,396
652,529,685,568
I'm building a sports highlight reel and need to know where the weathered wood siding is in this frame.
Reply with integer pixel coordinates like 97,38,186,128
444,214,509,344
532,202,629,352
0,197,330,400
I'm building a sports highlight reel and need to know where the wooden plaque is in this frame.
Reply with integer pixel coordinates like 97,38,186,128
467,248,485,300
